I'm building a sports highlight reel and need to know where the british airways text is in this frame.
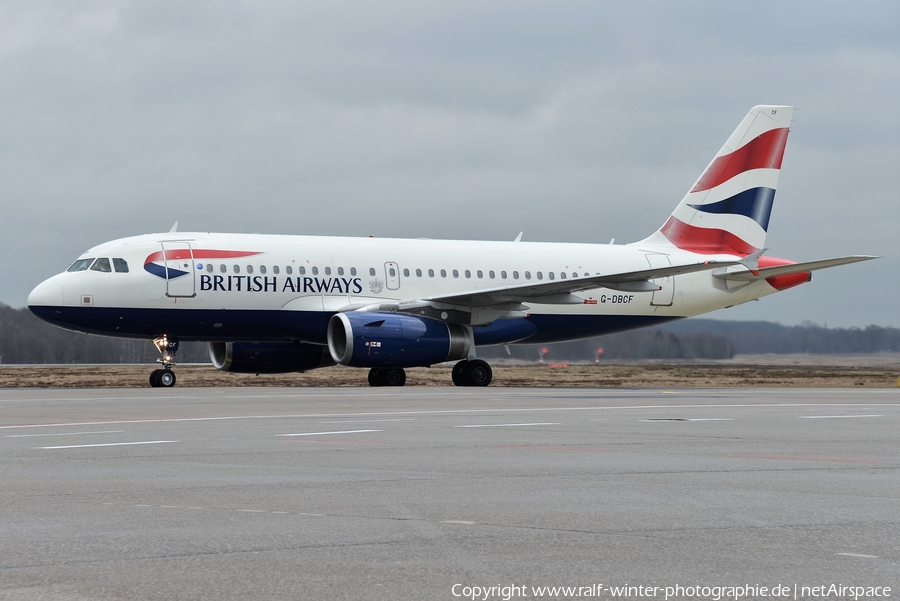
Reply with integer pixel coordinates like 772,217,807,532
200,275,363,294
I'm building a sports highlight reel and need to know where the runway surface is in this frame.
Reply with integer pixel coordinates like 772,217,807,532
1,387,898,600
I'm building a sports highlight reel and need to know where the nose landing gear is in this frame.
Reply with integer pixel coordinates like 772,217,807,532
149,336,179,388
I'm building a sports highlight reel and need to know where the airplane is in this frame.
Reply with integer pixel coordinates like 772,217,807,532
27,105,875,388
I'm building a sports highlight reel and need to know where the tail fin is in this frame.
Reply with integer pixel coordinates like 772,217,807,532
638,105,793,256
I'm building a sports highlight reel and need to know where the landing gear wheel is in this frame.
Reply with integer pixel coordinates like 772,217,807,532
158,369,176,388
368,368,406,387
382,368,406,387
452,361,467,386
466,360,492,387
149,369,162,387
452,360,492,387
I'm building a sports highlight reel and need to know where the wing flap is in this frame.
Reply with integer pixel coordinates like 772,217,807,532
423,259,737,308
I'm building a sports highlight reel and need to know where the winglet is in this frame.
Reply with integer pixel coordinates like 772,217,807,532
169,221,179,233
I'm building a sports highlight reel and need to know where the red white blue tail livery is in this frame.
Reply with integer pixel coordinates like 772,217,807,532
645,105,791,255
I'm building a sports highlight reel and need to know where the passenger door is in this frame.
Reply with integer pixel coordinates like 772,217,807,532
161,242,196,298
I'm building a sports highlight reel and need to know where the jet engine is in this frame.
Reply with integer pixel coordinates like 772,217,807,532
209,341,334,374
327,312,471,368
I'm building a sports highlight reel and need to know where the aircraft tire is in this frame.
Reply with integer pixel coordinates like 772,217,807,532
466,360,492,387
451,361,467,386
149,369,162,387
158,369,177,388
368,368,383,387
383,368,406,387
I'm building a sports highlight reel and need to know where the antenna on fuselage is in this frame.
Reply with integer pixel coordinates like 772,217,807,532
169,221,179,233
514,232,523,242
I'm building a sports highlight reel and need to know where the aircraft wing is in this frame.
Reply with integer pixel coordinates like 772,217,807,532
712,255,877,281
421,259,739,307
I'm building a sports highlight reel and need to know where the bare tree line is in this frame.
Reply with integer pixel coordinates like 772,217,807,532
1,303,898,365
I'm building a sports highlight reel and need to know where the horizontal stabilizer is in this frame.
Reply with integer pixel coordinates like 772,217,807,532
713,255,877,281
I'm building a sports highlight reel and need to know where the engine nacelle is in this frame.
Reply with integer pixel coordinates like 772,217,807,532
327,312,472,368
209,341,334,374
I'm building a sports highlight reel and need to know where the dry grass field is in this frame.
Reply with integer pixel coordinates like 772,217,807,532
1,362,898,388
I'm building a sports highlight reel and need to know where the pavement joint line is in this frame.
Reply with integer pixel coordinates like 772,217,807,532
799,414,884,419
455,423,561,428
442,520,476,525
4,402,900,430
836,553,879,558
35,440,178,449
278,429,382,437
6,430,125,438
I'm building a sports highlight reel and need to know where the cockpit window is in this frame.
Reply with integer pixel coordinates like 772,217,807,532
90,258,112,273
67,258,94,272
113,258,129,273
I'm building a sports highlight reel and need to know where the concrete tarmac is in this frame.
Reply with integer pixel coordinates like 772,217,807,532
0,387,898,600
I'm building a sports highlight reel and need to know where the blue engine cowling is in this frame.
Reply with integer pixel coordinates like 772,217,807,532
209,341,335,374
327,312,472,368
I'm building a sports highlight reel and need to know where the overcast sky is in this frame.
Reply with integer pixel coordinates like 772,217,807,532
2,1,898,327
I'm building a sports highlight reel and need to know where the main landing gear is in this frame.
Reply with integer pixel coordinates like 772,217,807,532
149,336,179,388
366,360,494,387
452,359,492,387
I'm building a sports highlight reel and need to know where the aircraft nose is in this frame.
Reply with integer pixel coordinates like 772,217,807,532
28,278,64,307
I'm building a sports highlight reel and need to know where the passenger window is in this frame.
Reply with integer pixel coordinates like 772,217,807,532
369,268,376,276
464,270,471,278
476,270,483,279
337,267,344,276
572,272,577,278
234,265,240,273
90,258,111,272
560,272,566,279
524,271,531,280
513,271,519,279
299,266,306,275
205,263,212,273
324,267,331,275
260,265,267,274
67,258,94,272
247,265,254,274
220,264,226,273
453,270,459,278
440,269,446,278
389,267,396,277
489,270,495,279
403,268,410,277
548,272,554,280
350,267,357,276
273,266,280,274
286,266,292,275
416,269,422,277
501,271,507,279
537,271,543,280
312,267,319,276
429,269,435,277
113,258,129,273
